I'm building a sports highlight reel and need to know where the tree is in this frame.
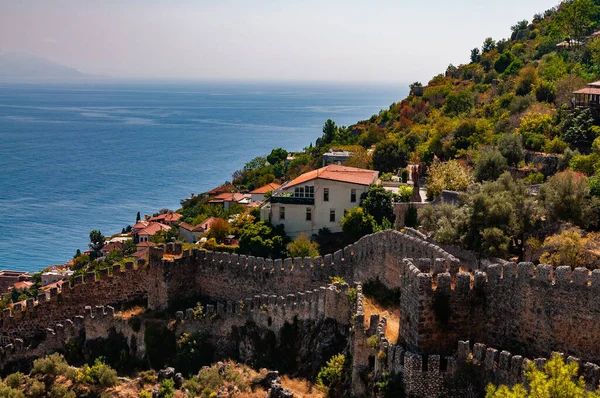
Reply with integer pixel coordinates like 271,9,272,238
207,218,231,243
482,37,496,53
443,90,474,116
321,119,337,145
474,149,508,182
238,221,288,258
136,212,141,222
498,133,525,166
555,0,599,42
470,47,481,63
267,148,288,165
494,51,516,74
539,170,591,226
535,80,556,103
286,233,320,258
360,185,395,225
243,156,269,172
510,19,529,40
425,160,474,200
89,230,105,253
539,228,600,268
486,353,600,397
341,207,375,243
515,66,538,96
372,139,409,173
560,108,596,146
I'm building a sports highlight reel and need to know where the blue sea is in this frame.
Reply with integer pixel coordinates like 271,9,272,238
0,81,406,272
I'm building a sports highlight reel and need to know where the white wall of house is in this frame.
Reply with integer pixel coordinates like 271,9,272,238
265,179,370,238
179,227,202,243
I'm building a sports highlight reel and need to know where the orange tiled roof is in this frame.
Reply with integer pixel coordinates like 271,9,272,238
149,213,182,223
200,217,222,230
179,222,205,232
283,165,379,189
211,193,248,202
250,183,280,194
13,281,33,290
137,223,171,236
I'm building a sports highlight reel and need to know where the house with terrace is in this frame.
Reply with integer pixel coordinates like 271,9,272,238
261,165,379,238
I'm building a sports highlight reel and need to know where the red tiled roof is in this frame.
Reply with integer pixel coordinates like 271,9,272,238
13,281,33,290
574,87,600,95
101,241,125,254
283,165,379,189
149,213,182,223
179,222,205,232
211,192,248,202
137,223,171,236
250,183,280,194
200,217,221,230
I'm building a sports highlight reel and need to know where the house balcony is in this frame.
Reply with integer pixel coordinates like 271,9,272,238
270,196,315,205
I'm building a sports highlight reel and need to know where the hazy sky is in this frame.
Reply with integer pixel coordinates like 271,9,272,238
1,0,558,83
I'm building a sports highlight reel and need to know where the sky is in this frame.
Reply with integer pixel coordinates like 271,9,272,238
0,0,559,83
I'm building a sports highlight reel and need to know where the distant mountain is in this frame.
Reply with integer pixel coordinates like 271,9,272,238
0,52,86,80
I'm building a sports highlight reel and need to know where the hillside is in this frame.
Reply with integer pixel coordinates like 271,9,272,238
229,0,600,191
0,52,85,80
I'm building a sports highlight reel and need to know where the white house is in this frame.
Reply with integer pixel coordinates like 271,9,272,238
250,182,280,203
261,165,379,238
41,268,74,286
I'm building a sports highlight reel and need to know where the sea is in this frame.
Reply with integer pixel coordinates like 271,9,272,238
0,81,406,273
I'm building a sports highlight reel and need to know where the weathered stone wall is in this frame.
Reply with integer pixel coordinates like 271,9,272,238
455,340,600,393
401,262,600,362
1,262,153,339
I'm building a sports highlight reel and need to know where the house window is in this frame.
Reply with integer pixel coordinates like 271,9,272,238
323,188,329,202
306,208,312,221
279,207,285,220
351,189,357,203
330,209,336,222
306,185,314,198
294,187,305,198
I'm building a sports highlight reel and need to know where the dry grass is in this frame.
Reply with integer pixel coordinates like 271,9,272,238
362,297,400,344
280,376,326,398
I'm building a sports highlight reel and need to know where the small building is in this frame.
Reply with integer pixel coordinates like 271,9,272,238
250,183,281,202
209,193,251,210
573,81,600,111
132,220,149,235
322,150,352,167
148,212,182,225
100,241,127,257
12,281,34,291
136,223,171,243
178,222,205,243
0,270,31,293
41,268,74,286
261,165,379,238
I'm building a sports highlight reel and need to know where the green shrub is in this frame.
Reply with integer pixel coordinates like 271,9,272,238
523,173,544,185
31,353,69,377
139,391,152,398
367,335,380,350
474,149,508,182
316,354,345,389
158,378,175,398
404,204,418,228
498,133,524,166
27,380,46,398
5,372,23,389
77,358,119,388
542,137,568,154
49,384,75,398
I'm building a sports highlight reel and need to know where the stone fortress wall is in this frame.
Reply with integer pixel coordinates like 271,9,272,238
2,229,600,397
0,282,353,370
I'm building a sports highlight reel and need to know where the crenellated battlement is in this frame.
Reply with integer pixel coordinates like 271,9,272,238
457,340,600,391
